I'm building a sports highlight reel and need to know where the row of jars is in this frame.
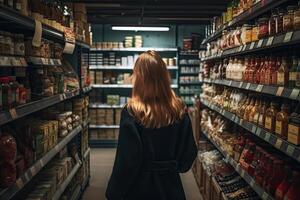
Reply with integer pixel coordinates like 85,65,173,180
202,85,299,145
201,110,300,199
211,0,262,34
203,55,300,88
206,2,300,57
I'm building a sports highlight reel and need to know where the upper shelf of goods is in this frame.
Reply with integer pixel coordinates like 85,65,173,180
0,4,90,49
201,0,300,60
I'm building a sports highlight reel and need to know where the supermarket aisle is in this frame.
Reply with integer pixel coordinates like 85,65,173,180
82,148,202,200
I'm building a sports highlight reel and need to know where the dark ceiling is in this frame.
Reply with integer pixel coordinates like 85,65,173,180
70,0,228,25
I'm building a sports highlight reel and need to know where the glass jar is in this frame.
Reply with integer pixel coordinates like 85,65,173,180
294,2,300,30
283,6,296,32
251,23,259,41
276,9,284,34
269,10,277,36
275,104,290,139
258,17,269,39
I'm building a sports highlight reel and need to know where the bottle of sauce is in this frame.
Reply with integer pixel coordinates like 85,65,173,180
260,57,269,85
288,103,300,145
275,103,290,139
265,101,279,132
276,8,284,34
258,99,269,127
250,98,261,123
265,57,273,85
283,6,296,32
289,56,298,87
294,1,300,30
275,166,292,200
277,57,290,86
9,77,19,108
283,170,300,200
271,56,280,85
255,57,264,84
238,95,250,118
269,10,277,36
244,97,255,121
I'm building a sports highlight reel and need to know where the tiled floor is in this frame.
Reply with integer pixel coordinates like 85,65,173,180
82,148,202,200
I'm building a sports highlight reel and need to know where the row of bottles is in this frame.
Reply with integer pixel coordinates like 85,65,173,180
203,55,300,88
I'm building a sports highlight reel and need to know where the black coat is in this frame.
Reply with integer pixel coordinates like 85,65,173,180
106,108,198,200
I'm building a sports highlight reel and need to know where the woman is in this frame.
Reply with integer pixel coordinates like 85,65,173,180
106,50,197,200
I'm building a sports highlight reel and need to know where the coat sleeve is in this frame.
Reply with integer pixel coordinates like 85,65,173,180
105,109,143,200
176,114,198,173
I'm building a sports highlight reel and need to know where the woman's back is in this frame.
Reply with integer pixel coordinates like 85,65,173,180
105,51,197,200
106,108,197,200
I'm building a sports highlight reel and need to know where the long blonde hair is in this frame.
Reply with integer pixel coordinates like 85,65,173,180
127,50,185,128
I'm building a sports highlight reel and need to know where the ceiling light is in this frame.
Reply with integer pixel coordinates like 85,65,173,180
111,26,169,32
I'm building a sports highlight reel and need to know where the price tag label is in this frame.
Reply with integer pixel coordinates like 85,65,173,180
238,45,243,52
229,80,232,86
30,166,36,176
231,115,235,121
287,145,294,156
246,83,251,89
250,179,255,187
50,59,55,65
256,84,264,92
283,32,293,43
256,127,262,136
262,192,268,200
9,109,17,119
59,94,64,101
249,42,255,50
275,139,283,149
242,45,247,51
266,36,274,46
276,87,284,96
16,179,24,189
39,160,44,166
55,145,60,151
239,119,244,126
290,89,300,99
41,58,46,65
239,82,243,88
257,39,263,48
63,93,67,99
240,169,245,177
251,126,257,133
265,133,271,141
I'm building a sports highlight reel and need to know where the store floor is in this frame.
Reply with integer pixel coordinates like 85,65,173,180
82,148,203,200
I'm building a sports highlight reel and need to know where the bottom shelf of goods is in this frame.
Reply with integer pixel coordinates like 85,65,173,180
193,107,300,200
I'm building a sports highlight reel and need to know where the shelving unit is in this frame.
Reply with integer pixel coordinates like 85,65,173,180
88,47,178,147
178,50,201,106
201,99,300,163
202,0,289,44
202,78,300,101
201,129,274,200
0,3,91,199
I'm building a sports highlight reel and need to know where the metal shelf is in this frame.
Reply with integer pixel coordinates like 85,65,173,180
202,78,300,101
92,84,178,89
27,57,62,66
70,185,81,200
89,103,124,109
180,82,201,85
0,125,82,200
90,47,178,52
82,119,90,128
202,0,288,44
81,175,90,191
89,139,118,148
0,55,27,67
179,63,200,66
180,72,199,76
0,4,90,49
52,162,82,200
83,148,91,160
0,90,80,126
201,129,274,200
82,86,92,94
201,99,300,163
89,65,178,70
89,124,120,129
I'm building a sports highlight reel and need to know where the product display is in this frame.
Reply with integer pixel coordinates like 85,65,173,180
0,2,90,199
